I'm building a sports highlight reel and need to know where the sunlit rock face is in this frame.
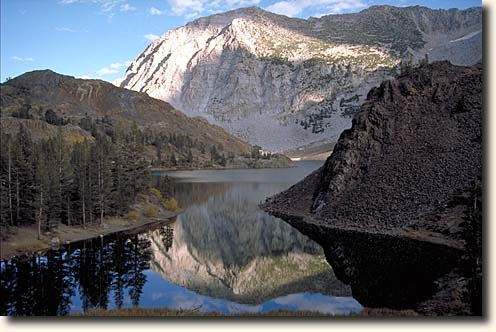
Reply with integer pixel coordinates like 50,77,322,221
146,182,350,304
121,6,481,151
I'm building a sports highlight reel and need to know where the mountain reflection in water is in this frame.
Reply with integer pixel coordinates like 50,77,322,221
0,161,363,316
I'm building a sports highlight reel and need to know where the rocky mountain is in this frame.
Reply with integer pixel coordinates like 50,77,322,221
0,70,290,168
262,61,482,315
120,5,482,152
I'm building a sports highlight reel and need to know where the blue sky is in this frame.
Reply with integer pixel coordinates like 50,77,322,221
0,0,482,83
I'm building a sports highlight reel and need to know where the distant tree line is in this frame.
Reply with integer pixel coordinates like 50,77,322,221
0,123,149,239
8,104,241,170
144,130,231,168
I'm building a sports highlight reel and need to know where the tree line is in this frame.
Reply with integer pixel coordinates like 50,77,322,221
0,123,149,239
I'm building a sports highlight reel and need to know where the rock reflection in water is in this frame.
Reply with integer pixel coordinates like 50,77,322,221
147,166,352,304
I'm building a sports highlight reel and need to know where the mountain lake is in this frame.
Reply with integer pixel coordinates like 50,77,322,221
0,161,363,316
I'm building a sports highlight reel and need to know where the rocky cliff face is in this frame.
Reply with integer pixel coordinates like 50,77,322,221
262,61,482,315
121,6,482,152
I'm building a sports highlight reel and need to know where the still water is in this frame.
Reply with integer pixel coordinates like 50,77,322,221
0,161,363,316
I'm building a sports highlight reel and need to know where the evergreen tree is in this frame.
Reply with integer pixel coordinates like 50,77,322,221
170,153,177,167
53,128,74,226
0,121,152,241
32,144,49,239
71,142,90,227
210,145,218,162
186,148,193,164
90,135,113,224
0,133,14,231
14,125,36,225
219,153,227,167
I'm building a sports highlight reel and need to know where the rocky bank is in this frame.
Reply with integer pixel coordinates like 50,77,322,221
262,61,482,315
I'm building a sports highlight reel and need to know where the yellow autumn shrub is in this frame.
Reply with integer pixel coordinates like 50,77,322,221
124,210,139,220
144,205,159,218
162,198,178,211
149,187,162,199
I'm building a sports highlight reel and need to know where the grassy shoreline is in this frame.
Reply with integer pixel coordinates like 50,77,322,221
0,202,182,261
72,307,419,317
151,160,296,172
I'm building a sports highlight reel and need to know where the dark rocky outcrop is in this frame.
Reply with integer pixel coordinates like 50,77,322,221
262,61,482,315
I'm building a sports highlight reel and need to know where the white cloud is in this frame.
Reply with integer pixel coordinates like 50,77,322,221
11,56,34,62
112,76,125,86
97,67,119,75
225,0,260,6
165,0,260,17
109,62,124,69
326,0,366,14
96,60,131,76
265,0,366,17
149,6,163,15
59,0,137,19
79,75,93,79
167,0,205,16
120,3,136,12
62,0,367,25
98,0,121,13
55,27,77,32
185,12,200,19
144,33,160,42
265,1,301,16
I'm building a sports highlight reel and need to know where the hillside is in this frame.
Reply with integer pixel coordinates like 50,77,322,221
262,61,482,315
120,6,482,152
0,70,290,169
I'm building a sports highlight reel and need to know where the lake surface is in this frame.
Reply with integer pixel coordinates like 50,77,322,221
0,161,363,316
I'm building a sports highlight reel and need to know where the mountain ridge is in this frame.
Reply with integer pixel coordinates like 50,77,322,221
120,5,482,152
0,69,270,169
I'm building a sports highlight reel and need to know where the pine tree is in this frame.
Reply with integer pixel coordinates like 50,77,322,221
43,139,62,230
0,133,13,233
53,128,73,226
127,123,149,198
15,125,35,225
90,135,113,224
219,153,227,167
187,148,193,164
210,145,218,162
71,142,90,228
32,144,49,239
170,153,177,166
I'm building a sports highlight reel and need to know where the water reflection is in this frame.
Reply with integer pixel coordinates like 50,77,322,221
148,181,351,304
1,161,363,316
147,161,355,305
1,233,151,315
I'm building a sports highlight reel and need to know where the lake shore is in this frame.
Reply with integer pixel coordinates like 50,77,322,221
0,209,182,261
151,158,295,172
72,307,418,317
